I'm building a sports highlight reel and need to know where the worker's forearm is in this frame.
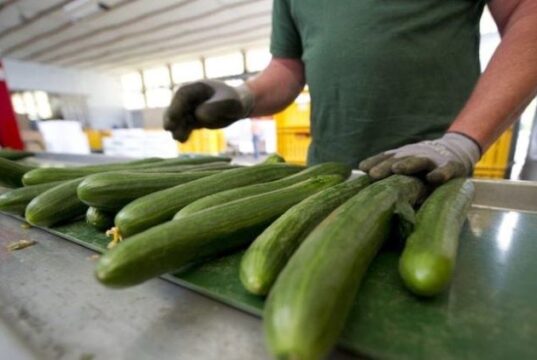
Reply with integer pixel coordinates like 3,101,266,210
449,2,537,150
246,58,305,117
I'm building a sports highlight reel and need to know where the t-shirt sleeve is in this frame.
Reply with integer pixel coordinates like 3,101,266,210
270,0,303,58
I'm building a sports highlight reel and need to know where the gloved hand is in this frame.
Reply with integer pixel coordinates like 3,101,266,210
359,133,482,183
164,80,254,142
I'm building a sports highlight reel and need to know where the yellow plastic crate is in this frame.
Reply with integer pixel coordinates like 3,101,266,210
474,127,513,179
85,129,111,152
178,129,226,155
274,90,311,163
274,90,311,128
276,127,311,165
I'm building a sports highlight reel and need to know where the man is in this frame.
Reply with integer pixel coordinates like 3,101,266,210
164,0,537,183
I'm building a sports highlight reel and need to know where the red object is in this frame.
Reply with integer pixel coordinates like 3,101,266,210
0,60,24,150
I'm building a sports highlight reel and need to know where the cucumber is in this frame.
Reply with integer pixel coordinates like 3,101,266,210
25,178,88,227
115,164,304,238
127,161,238,173
240,175,372,295
80,156,228,171
262,153,286,163
20,158,160,185
78,157,162,171
174,162,351,218
399,178,474,296
119,155,230,169
264,175,425,360
22,156,230,185
0,181,64,215
96,175,344,288
0,157,36,188
22,168,111,185
77,170,221,211
86,207,115,231
0,149,34,160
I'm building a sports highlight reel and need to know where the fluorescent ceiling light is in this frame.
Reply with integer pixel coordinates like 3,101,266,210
63,0,110,22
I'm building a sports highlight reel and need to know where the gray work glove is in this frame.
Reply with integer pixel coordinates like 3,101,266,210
164,80,254,142
359,133,482,183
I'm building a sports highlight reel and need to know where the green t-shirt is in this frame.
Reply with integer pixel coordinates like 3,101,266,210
271,0,487,167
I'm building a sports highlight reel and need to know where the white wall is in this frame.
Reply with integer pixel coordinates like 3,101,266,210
2,58,125,129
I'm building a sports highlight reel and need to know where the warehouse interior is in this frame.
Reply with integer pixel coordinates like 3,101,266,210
0,0,535,178
1,1,537,360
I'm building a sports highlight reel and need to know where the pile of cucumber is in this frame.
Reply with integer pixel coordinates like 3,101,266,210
0,153,475,360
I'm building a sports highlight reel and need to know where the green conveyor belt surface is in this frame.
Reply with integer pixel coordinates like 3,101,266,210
10,208,537,359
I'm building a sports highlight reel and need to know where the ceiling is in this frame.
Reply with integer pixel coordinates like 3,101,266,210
0,0,272,74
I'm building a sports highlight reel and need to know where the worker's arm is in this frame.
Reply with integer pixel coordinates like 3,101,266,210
360,0,537,183
247,58,305,116
449,0,537,149
163,57,305,142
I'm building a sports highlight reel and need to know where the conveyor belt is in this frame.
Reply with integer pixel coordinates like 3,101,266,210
7,206,535,360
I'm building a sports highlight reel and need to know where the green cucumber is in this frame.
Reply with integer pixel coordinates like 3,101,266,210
77,170,221,211
0,149,34,160
86,207,115,231
22,168,112,185
399,178,474,296
115,164,304,238
78,157,162,170
128,161,238,173
80,156,229,171
0,181,64,215
240,175,372,295
174,162,351,218
20,158,160,185
22,156,230,185
0,157,36,188
25,178,88,227
262,153,286,163
264,175,425,360
118,155,230,169
96,175,344,288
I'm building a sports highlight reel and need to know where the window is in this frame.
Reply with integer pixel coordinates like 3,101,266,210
122,92,146,111
11,93,26,114
145,88,172,109
245,47,270,72
12,91,68,119
171,60,204,85
34,91,53,119
119,50,256,110
22,92,38,120
121,72,143,91
204,52,244,78
143,66,171,89
121,72,146,110
143,67,172,109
